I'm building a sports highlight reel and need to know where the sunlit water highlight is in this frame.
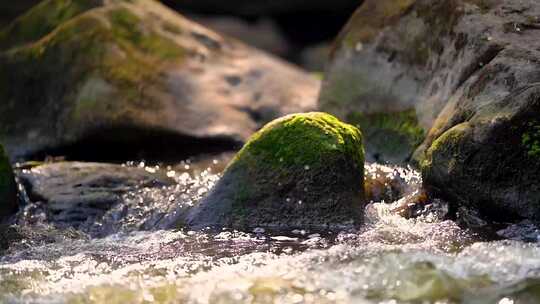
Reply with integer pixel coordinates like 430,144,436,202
1,157,540,303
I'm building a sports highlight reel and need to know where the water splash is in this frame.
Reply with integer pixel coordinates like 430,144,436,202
2,159,540,303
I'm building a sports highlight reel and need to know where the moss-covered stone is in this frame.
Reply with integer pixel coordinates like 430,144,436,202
186,112,365,230
0,0,320,160
0,145,17,218
421,90,540,221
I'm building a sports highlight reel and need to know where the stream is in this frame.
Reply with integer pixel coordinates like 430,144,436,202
1,155,540,304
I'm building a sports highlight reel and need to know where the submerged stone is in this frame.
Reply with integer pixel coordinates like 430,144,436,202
18,162,175,224
186,112,365,229
0,145,17,218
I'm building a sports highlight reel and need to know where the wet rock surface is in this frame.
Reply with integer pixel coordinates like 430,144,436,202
187,112,365,230
0,0,319,161
320,0,540,221
17,162,175,224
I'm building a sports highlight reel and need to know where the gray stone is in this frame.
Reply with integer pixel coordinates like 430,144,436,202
18,162,175,222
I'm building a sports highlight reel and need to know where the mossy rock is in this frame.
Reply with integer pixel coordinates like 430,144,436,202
0,0,319,160
422,86,540,221
186,112,365,230
0,145,17,218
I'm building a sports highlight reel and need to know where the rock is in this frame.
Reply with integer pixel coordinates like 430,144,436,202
186,112,365,229
364,163,421,204
17,162,175,223
321,0,540,221
319,0,432,163
0,0,319,161
0,145,17,218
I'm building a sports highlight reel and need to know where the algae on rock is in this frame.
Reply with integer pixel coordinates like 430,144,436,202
186,112,365,230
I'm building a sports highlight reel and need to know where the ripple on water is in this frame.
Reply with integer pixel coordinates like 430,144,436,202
1,161,540,303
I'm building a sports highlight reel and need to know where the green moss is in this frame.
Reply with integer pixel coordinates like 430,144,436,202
108,8,185,61
421,122,470,170
0,0,100,50
522,121,540,158
4,3,186,126
347,110,425,162
232,112,364,170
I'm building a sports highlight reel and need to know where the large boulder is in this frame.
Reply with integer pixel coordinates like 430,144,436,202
0,0,319,161
0,145,17,218
321,0,540,221
186,112,365,229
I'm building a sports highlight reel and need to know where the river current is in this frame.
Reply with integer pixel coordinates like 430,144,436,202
1,155,539,304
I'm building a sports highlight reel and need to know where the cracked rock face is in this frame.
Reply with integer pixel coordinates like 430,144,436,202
320,0,540,221
0,0,319,161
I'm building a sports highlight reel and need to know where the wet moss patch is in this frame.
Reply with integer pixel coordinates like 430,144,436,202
234,112,364,170
522,121,540,158
347,109,425,163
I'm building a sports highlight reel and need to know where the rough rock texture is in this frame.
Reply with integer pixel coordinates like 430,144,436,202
0,145,17,218
0,0,319,161
321,0,540,220
186,112,365,229
17,162,175,223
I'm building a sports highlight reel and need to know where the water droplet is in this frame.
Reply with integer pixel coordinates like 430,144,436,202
298,200,303,205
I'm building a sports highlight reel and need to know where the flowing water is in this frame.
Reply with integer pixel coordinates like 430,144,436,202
1,155,540,304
